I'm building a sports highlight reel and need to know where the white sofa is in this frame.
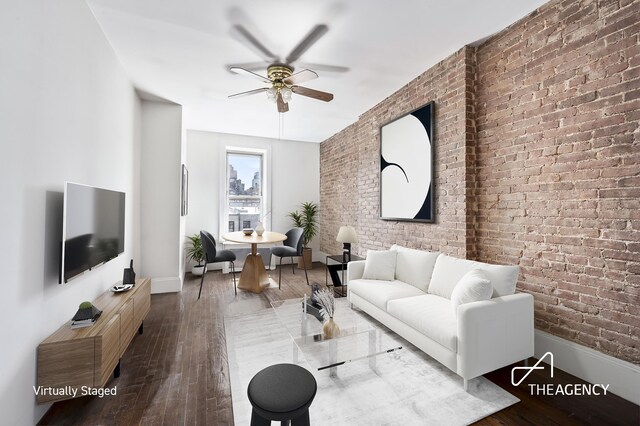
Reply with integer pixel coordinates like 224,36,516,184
347,245,534,390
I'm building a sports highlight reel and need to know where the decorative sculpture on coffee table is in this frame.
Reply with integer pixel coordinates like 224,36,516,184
316,288,340,338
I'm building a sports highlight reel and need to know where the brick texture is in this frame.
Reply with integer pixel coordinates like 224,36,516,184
474,0,639,363
320,0,639,363
320,47,474,259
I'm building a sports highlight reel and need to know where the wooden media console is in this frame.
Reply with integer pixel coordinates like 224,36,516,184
37,278,151,404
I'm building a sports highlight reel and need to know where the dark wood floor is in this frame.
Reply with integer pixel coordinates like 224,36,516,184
40,263,639,425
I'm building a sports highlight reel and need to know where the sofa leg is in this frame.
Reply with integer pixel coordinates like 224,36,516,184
463,379,469,391
524,358,529,367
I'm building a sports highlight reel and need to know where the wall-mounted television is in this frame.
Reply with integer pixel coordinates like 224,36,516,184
60,182,125,283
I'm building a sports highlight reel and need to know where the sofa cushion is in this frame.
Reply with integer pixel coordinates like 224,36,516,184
390,245,440,292
362,250,397,281
387,295,458,352
349,279,425,311
450,269,493,314
428,254,520,299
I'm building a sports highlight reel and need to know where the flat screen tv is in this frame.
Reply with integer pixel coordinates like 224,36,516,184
60,182,125,283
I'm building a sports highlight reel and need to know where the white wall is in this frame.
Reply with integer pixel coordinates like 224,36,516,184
140,100,184,293
0,1,140,424
185,130,321,268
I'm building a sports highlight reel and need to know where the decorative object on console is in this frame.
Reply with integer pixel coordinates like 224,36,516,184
123,259,136,285
110,283,134,293
186,234,205,275
71,301,102,329
380,101,434,222
72,301,102,321
336,225,358,262
287,202,318,270
315,288,340,338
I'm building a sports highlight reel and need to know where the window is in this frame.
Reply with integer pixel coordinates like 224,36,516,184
226,152,264,234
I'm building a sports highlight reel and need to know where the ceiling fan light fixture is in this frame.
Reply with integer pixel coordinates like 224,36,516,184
281,87,292,102
266,87,277,103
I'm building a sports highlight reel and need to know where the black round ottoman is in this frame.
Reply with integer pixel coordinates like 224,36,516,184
247,363,317,426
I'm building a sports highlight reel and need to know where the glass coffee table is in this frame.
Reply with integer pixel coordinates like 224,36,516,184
270,297,402,376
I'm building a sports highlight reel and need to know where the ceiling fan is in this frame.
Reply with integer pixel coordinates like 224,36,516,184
227,24,341,113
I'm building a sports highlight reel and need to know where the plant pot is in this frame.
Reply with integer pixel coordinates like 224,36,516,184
298,248,313,270
191,265,205,276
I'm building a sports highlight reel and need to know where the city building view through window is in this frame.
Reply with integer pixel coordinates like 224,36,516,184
227,152,263,232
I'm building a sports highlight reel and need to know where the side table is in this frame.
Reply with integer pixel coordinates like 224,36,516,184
325,254,365,297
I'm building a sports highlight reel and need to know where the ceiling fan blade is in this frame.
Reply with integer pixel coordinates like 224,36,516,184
285,24,329,64
228,87,269,99
226,62,270,72
292,86,334,102
277,93,289,113
231,25,278,62
296,62,350,73
283,69,318,86
229,67,271,84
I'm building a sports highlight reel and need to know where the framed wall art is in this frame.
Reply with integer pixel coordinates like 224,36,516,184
379,101,434,222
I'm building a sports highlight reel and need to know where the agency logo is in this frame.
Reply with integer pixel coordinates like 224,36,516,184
511,352,610,396
511,351,554,386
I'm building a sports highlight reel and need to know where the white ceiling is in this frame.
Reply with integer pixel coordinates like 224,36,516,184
86,0,549,143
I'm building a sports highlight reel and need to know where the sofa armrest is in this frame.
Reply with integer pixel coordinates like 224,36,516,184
457,292,534,380
347,260,366,283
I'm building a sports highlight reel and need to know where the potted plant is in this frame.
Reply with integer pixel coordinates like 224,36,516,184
288,201,318,270
186,234,205,275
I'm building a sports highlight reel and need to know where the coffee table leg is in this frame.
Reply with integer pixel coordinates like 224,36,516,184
293,341,299,364
369,329,376,371
329,339,338,377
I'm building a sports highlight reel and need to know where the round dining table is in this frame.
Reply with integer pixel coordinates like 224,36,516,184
222,231,287,293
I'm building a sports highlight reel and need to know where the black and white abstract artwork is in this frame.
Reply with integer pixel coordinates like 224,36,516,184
380,101,434,222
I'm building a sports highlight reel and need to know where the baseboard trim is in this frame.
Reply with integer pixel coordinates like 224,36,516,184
150,276,182,294
534,330,639,405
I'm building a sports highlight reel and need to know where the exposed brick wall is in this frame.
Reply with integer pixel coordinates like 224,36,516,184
320,47,474,258
474,0,639,363
320,0,639,363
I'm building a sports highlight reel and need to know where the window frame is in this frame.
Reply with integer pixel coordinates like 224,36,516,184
219,146,271,239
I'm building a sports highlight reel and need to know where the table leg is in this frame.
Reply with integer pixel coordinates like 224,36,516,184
329,339,338,377
369,329,377,371
236,243,270,293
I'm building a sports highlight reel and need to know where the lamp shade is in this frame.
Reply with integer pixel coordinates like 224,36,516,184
336,226,358,243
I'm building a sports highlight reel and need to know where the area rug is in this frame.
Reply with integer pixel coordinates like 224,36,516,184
224,300,518,425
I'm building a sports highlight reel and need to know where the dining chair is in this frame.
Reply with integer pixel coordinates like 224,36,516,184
198,230,237,299
270,227,309,288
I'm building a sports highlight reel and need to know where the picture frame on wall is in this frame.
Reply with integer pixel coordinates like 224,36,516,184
181,164,189,216
379,101,434,222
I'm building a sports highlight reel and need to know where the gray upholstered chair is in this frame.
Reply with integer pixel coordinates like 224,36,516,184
199,230,237,299
270,227,309,288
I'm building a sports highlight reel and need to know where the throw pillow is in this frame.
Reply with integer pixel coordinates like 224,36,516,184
450,269,493,314
390,245,441,292
361,250,397,281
